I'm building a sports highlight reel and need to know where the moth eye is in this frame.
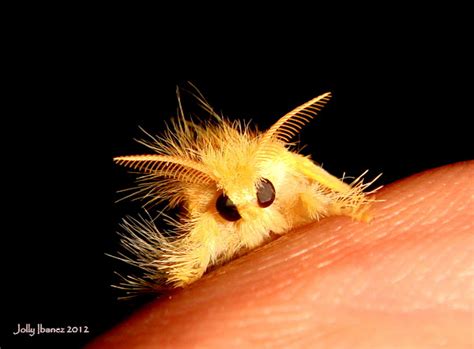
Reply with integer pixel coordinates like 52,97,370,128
216,193,242,221
257,178,275,208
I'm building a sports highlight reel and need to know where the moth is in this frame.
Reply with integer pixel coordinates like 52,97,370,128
113,89,378,295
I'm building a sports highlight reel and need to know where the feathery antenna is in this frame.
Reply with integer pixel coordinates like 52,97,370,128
114,155,215,185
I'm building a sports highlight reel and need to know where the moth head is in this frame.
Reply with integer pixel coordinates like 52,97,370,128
113,154,276,223
215,177,276,222
114,91,335,223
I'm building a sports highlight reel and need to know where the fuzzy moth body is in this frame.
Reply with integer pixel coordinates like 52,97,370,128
113,91,378,295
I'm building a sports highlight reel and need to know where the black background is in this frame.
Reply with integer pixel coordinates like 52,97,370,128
2,21,472,348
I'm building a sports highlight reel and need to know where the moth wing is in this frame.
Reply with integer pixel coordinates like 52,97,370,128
295,155,351,193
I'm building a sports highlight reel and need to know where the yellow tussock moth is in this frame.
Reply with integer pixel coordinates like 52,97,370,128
112,87,379,296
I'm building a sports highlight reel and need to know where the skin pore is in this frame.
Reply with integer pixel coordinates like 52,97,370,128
88,161,473,349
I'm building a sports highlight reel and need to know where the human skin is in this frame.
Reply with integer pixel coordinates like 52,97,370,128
88,161,473,349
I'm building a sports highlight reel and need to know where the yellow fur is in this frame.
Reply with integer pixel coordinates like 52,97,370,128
113,90,379,296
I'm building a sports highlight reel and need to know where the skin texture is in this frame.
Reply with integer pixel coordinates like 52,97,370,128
88,161,473,349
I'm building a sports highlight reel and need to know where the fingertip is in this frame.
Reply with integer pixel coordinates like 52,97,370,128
88,161,474,349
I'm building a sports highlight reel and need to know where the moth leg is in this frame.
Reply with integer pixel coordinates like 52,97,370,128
293,190,322,221
164,243,210,287
294,155,373,222
328,186,374,222
164,212,220,287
